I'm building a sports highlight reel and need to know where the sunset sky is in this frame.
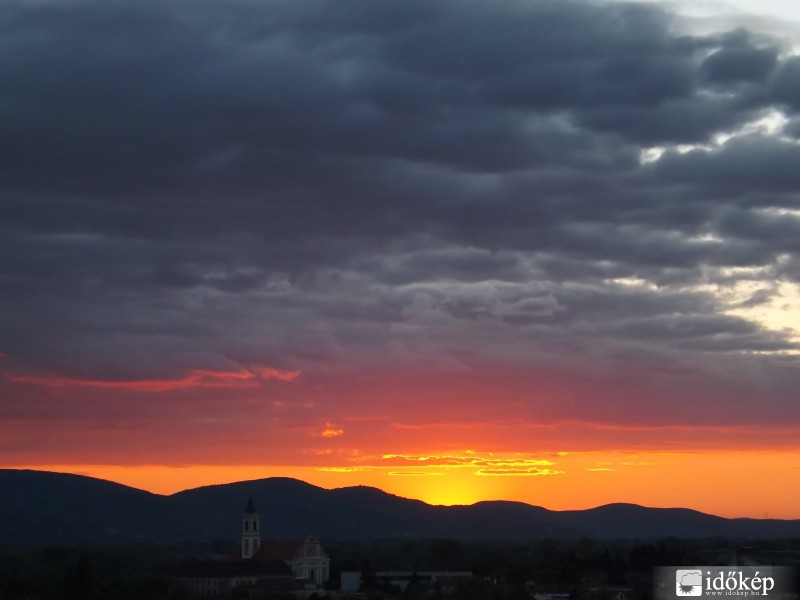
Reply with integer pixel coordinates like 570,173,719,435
2,0,800,519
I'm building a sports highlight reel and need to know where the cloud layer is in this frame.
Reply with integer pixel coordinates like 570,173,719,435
2,0,800,463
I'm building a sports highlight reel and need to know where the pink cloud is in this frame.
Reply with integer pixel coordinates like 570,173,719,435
258,367,301,382
3,365,301,392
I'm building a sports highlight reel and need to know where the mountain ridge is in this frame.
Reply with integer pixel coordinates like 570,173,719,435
2,469,798,545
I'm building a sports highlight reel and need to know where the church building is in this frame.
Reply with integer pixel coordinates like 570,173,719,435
241,496,331,587
170,497,330,598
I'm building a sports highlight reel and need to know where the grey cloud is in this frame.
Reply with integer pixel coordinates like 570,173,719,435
615,313,792,351
700,30,779,84
652,135,800,192
1,0,799,402
772,56,800,110
579,94,760,144
717,208,800,251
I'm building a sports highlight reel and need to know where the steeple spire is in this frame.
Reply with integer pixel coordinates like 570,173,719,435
241,495,261,559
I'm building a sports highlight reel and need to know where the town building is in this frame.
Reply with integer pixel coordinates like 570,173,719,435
340,570,473,593
171,496,330,598
171,559,294,598
241,495,331,586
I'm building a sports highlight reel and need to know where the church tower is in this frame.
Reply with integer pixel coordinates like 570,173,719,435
241,495,261,559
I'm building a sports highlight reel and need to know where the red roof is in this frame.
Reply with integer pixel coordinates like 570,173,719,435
254,541,302,561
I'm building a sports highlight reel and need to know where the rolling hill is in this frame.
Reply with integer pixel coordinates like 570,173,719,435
1,469,798,545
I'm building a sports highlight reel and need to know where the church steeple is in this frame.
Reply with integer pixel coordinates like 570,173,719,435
241,495,261,559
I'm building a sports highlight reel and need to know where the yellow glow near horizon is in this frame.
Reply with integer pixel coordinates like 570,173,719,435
9,449,800,519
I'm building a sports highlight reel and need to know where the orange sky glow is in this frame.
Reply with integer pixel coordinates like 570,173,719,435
3,364,800,520
9,448,800,519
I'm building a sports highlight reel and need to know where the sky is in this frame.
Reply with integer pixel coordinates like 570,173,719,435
2,0,800,519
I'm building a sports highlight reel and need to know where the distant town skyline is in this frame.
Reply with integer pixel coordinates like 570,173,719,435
2,0,799,519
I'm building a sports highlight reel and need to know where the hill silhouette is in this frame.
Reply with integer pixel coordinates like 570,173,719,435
1,469,798,545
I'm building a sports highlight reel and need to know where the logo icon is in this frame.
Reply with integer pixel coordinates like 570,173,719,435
676,570,703,596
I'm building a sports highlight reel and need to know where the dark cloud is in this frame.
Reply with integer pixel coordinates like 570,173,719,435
652,135,800,192
1,0,799,429
700,29,779,84
772,56,800,109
